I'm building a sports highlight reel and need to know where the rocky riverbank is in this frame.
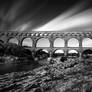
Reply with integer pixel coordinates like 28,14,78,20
0,58,92,92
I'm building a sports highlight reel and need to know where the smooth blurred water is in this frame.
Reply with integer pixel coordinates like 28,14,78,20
0,62,39,75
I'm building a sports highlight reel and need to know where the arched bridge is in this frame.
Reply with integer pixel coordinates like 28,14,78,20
0,31,92,57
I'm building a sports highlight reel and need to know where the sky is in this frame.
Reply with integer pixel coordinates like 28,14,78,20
0,0,92,32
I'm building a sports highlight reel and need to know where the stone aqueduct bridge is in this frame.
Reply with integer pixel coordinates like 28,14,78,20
0,31,92,57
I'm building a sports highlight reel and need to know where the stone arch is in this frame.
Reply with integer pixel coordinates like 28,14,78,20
68,38,79,47
54,38,65,47
52,49,64,57
82,38,92,47
36,38,50,47
8,37,18,45
67,50,79,57
22,37,32,47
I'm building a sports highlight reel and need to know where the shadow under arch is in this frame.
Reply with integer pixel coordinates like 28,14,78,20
0,40,4,44
36,38,50,47
35,49,50,60
67,49,79,58
82,49,92,59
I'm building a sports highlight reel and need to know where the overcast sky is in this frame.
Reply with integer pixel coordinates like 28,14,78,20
0,0,92,31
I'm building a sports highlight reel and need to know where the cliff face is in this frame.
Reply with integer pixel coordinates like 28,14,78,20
0,58,92,92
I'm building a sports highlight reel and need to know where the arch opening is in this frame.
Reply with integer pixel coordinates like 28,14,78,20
68,38,79,47
67,50,79,58
8,38,18,45
52,49,64,57
54,38,65,47
22,38,32,47
36,38,50,47
82,38,92,47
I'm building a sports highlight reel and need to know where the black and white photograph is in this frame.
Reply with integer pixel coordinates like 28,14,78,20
0,0,92,92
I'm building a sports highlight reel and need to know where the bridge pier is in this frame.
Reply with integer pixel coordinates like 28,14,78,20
64,39,68,56
79,38,83,59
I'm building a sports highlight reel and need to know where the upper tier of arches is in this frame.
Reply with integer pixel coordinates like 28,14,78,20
6,37,92,48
